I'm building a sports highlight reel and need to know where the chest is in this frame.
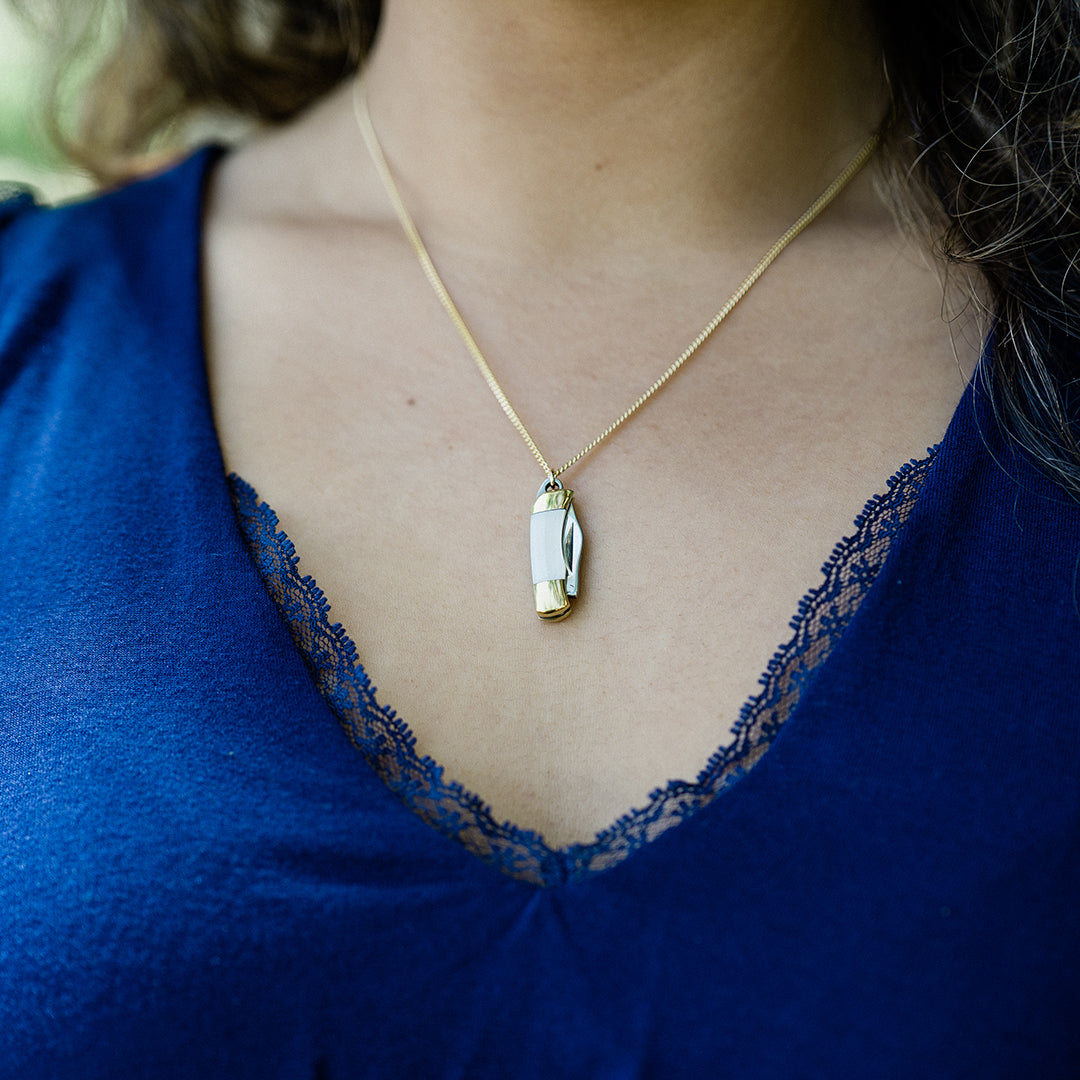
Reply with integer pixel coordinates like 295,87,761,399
203,213,975,846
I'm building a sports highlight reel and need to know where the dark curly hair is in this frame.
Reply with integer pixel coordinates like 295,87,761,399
872,0,1080,499
15,0,1080,499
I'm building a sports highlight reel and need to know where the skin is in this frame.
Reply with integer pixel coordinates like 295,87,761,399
204,0,984,846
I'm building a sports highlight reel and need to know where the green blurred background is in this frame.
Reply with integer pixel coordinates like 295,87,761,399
0,4,94,200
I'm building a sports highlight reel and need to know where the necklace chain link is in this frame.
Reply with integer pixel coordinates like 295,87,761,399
353,79,880,482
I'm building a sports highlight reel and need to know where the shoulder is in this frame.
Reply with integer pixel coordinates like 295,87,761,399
0,147,224,476
0,149,228,534
0,146,220,293
0,147,222,383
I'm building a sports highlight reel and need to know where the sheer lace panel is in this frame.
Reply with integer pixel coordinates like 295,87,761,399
228,452,936,887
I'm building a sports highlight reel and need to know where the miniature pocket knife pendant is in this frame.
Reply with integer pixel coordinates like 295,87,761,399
530,479,583,620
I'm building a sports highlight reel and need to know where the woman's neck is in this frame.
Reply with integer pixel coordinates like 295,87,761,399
359,0,887,267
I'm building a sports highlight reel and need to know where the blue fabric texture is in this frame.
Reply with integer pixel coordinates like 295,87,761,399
1,150,1079,1079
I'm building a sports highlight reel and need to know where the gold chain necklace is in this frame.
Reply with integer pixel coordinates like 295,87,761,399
353,80,879,621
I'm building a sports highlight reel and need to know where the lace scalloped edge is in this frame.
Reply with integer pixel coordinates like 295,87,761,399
228,449,938,887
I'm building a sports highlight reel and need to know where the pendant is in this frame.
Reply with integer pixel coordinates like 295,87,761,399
530,479,583,621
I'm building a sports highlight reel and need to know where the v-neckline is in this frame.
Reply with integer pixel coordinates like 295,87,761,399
226,450,940,887
182,143,960,887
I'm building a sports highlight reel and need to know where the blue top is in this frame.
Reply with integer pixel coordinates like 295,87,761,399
1,150,1079,1080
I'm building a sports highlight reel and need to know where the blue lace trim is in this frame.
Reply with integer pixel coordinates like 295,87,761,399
228,452,937,887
